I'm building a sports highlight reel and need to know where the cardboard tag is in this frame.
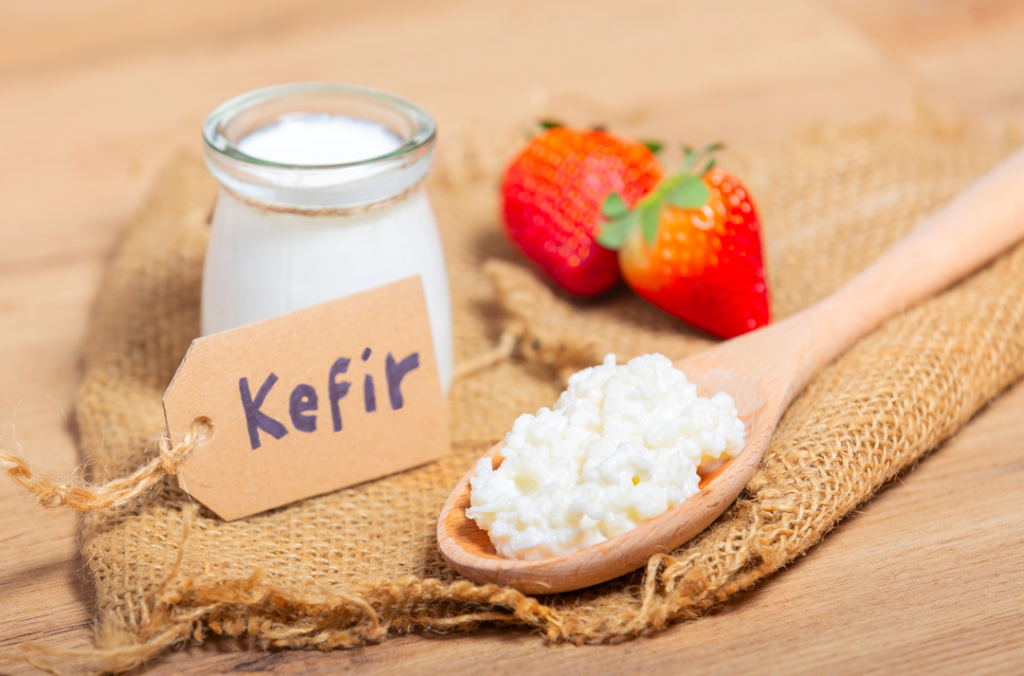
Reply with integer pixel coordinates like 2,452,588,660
163,276,449,520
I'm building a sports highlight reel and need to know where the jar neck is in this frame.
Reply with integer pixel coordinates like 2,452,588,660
203,83,436,210
204,143,433,211
216,174,428,217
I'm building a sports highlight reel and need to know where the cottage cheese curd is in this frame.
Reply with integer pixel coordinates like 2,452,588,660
466,353,745,559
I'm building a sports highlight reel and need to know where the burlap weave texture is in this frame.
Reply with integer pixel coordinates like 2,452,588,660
69,117,1023,670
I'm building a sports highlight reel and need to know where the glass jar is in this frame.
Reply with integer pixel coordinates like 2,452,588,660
201,83,453,393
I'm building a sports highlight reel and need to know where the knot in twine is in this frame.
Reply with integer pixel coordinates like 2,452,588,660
451,327,523,381
0,421,206,513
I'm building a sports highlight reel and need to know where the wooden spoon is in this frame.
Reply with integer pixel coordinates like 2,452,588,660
438,146,1024,594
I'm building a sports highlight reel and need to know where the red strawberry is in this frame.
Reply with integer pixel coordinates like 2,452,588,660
501,127,663,296
598,145,770,338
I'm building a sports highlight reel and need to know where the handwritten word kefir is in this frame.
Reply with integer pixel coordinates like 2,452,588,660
202,85,454,392
466,354,745,559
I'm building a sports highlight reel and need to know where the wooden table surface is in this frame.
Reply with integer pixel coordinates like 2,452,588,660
2,1,1023,674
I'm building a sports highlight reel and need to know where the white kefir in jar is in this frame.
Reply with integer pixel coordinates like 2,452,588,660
202,84,453,392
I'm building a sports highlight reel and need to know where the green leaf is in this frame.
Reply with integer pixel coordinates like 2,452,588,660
665,177,710,209
601,192,629,219
596,211,638,250
539,119,564,130
641,201,661,245
641,140,664,154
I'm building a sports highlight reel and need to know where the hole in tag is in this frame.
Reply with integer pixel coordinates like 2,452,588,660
192,416,215,443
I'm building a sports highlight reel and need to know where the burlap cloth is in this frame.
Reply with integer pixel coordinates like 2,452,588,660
39,115,1024,671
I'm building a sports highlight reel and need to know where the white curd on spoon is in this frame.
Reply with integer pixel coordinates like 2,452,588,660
466,353,745,559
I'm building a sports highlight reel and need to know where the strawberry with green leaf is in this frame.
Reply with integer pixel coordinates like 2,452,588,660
598,145,770,338
501,126,663,297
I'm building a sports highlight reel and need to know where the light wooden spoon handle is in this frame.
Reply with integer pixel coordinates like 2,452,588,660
809,146,1024,361
698,145,1024,407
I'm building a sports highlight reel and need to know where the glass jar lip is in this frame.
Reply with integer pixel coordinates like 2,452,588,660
202,82,436,171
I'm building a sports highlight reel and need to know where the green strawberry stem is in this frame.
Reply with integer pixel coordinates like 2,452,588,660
597,142,723,249
641,140,664,154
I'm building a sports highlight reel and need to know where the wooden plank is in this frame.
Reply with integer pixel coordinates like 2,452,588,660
1,0,1022,674
0,0,459,78
829,0,1024,127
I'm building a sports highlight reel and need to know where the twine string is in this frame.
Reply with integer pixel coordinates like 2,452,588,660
450,327,522,381
221,177,426,217
0,422,206,513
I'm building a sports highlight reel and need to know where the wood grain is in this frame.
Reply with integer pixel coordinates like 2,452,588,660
1,0,1023,673
830,0,1024,127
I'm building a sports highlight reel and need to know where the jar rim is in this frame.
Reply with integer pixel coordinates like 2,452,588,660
202,83,436,209
202,82,436,170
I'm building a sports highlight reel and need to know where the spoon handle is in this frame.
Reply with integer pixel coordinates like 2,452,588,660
710,145,1024,406
815,145,1024,347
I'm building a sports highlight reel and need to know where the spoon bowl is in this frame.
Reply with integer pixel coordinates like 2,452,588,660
438,146,1024,593
437,367,771,593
